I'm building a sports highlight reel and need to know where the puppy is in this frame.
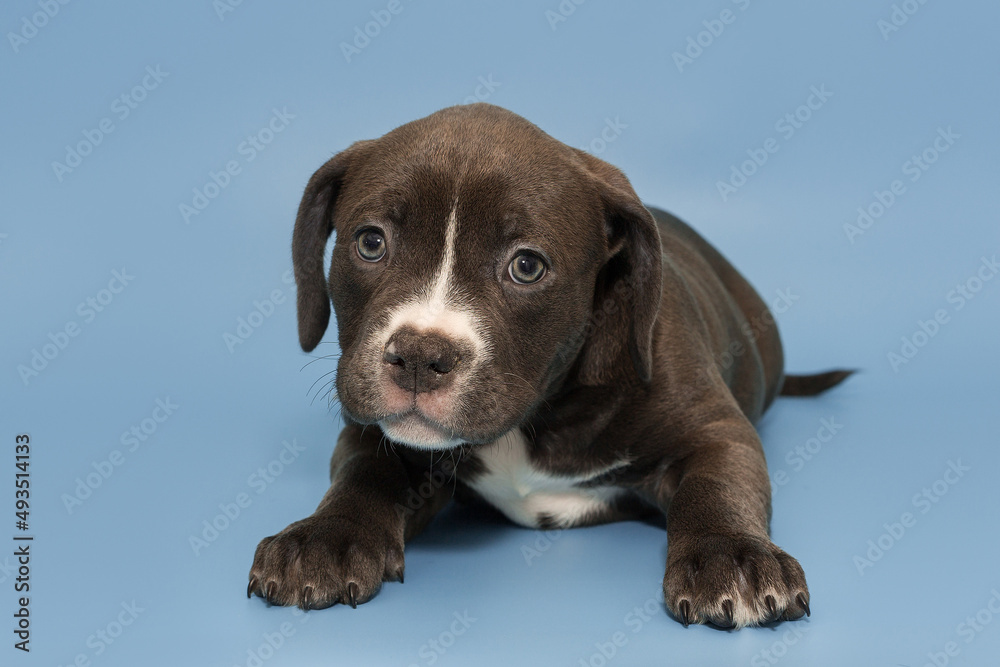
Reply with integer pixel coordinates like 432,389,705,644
248,103,850,628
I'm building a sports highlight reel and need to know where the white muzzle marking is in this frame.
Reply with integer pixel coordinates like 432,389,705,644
373,202,489,449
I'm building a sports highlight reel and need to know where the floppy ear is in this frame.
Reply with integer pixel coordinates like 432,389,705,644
574,155,663,386
291,147,359,352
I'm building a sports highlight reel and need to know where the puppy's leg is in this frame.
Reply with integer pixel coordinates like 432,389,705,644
659,409,810,628
248,422,452,609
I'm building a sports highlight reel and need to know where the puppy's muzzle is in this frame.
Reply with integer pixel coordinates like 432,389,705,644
383,329,461,394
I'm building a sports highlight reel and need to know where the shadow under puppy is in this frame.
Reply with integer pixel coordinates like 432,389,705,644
248,103,851,628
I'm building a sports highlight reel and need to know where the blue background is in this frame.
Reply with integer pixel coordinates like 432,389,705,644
2,1,999,665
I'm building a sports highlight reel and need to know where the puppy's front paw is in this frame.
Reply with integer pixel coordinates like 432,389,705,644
248,515,404,610
663,533,809,628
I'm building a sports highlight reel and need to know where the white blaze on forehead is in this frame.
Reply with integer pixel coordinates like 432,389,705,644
428,204,459,318
381,202,486,353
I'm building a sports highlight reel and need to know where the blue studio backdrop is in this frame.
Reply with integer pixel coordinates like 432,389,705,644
2,1,999,666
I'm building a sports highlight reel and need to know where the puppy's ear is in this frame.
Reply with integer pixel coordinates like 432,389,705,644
575,154,663,386
291,144,364,352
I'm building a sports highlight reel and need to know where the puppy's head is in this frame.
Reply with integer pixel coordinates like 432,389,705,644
293,104,661,449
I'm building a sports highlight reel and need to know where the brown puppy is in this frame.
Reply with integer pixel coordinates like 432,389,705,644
248,103,850,627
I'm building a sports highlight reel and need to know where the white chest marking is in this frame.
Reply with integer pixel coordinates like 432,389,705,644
469,431,626,529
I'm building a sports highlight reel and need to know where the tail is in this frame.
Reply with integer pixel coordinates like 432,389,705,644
780,369,855,397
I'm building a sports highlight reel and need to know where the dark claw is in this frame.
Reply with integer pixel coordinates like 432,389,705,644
722,599,734,627
764,595,777,621
346,582,359,609
265,581,277,603
796,593,811,617
247,577,257,599
396,568,405,584
678,599,692,627
301,586,313,610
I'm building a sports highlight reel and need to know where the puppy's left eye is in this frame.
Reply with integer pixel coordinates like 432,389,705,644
508,252,547,284
356,229,386,262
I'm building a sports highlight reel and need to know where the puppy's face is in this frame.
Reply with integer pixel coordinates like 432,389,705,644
293,105,662,449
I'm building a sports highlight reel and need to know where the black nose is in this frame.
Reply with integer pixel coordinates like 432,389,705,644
383,329,460,393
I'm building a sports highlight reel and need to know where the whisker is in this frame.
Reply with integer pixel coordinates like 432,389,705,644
307,369,339,400
500,372,533,392
315,379,336,406
300,353,341,372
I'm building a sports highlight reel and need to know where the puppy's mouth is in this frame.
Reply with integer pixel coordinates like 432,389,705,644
378,411,465,450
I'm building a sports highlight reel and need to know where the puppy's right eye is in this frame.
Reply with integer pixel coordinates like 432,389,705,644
508,251,547,284
356,229,386,262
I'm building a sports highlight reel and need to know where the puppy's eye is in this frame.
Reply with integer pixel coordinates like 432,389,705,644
356,229,386,262
508,252,547,284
